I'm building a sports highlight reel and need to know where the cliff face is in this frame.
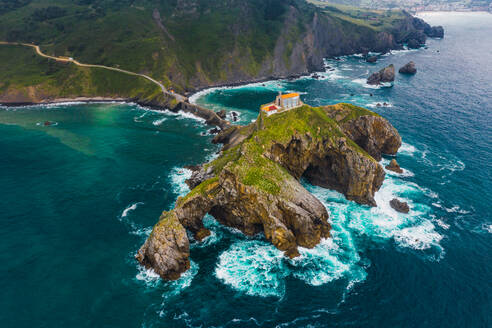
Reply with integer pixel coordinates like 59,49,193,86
138,103,402,280
166,3,445,91
177,5,427,90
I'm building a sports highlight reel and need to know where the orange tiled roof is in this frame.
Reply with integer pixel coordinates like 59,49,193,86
280,93,300,99
261,103,279,111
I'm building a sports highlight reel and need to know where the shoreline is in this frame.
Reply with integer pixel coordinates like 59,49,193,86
416,10,491,14
189,48,421,104
0,96,231,129
0,97,130,107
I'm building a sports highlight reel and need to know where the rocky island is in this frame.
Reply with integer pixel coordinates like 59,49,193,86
137,103,402,280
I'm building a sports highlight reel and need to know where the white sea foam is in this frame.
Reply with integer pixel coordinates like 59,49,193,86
36,121,59,126
130,226,152,237
117,202,150,237
190,215,222,248
366,102,393,109
351,78,382,89
121,202,143,218
393,221,443,250
136,266,161,288
399,142,417,155
152,117,167,125
483,224,492,234
169,167,192,199
133,111,147,122
215,240,288,298
133,104,206,123
309,171,443,253
189,80,285,104
213,164,445,298
381,158,415,177
137,260,199,293
434,219,450,230
381,48,420,57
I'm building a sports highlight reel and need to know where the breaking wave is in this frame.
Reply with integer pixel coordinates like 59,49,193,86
169,167,192,200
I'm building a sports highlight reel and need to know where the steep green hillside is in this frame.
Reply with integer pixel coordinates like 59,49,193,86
0,0,441,101
0,44,161,103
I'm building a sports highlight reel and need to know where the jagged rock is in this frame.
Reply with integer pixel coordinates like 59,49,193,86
386,159,403,173
185,164,215,189
390,198,410,213
330,107,402,161
425,25,444,38
216,110,227,119
136,211,190,280
407,39,421,49
399,61,417,75
139,104,402,279
366,55,378,63
367,64,395,85
208,127,221,135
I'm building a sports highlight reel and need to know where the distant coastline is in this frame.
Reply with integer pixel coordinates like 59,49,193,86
416,10,491,14
0,97,129,107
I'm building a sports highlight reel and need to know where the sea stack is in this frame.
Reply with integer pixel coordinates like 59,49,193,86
399,62,417,75
367,64,395,85
390,198,410,213
386,159,404,173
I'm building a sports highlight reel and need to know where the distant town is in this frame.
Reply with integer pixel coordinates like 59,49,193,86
315,0,492,13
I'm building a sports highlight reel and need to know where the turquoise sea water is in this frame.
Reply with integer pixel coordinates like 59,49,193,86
1,12,491,327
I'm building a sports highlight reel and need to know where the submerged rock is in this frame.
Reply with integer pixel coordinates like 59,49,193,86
366,55,378,63
367,64,395,85
386,159,404,173
138,104,402,279
390,198,410,213
399,61,417,75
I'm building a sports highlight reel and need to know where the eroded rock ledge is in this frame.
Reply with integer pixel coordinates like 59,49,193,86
137,103,401,280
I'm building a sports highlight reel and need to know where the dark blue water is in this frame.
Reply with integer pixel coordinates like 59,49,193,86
1,12,491,328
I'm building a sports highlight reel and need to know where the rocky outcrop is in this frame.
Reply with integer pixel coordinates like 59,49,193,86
386,159,404,173
399,61,417,75
392,12,444,46
367,64,396,85
390,198,410,213
366,55,378,63
137,93,230,129
407,39,421,49
136,211,190,280
216,110,227,119
138,103,402,280
336,114,402,161
426,25,444,38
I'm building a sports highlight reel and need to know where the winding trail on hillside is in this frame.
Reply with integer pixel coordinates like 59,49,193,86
0,41,186,102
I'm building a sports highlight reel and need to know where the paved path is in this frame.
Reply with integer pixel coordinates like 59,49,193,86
0,41,186,102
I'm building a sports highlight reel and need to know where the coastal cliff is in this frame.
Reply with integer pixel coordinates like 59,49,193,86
138,103,401,280
0,0,444,99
